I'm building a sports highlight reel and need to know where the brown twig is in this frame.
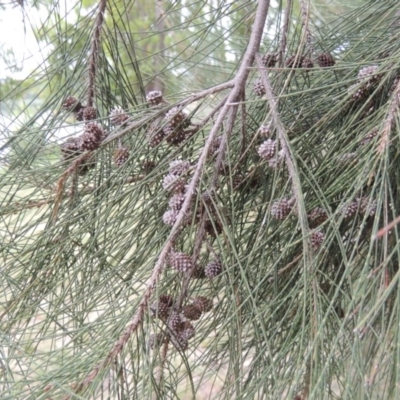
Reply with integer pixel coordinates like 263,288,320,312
378,78,400,154
1,175,146,218
374,214,400,239
299,0,313,51
102,81,234,146
278,0,292,66
267,253,303,282
63,1,271,397
240,91,247,158
52,152,93,222
153,338,169,397
87,0,107,107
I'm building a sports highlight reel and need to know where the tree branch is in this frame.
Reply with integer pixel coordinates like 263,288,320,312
102,80,234,145
299,0,312,50
378,78,400,154
278,0,292,66
63,1,270,397
87,0,107,107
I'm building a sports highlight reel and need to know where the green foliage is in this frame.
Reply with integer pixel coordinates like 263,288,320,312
2,1,400,400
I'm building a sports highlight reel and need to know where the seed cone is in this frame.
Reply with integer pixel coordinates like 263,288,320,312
301,57,314,70
83,106,97,121
358,65,381,86
61,138,82,161
149,129,166,147
159,295,174,307
180,321,195,340
80,122,105,151
165,107,188,128
192,296,213,313
168,193,185,211
183,304,202,321
253,79,266,96
168,251,193,272
168,311,185,332
271,198,292,220
205,259,223,278
209,137,222,156
162,174,186,193
110,106,129,125
348,83,369,101
257,139,276,160
62,96,83,113
308,207,328,228
165,124,186,146
146,91,163,105
343,199,360,219
170,333,189,351
162,209,179,226
259,125,271,137
150,300,171,320
262,53,277,68
113,147,129,167
311,230,325,250
286,55,304,68
317,53,335,67
169,160,190,176
359,197,377,217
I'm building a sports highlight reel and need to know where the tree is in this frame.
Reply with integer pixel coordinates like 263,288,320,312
1,0,400,399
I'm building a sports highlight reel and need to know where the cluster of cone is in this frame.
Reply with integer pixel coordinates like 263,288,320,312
348,65,383,101
149,294,214,351
62,96,98,122
162,160,192,226
61,91,165,170
149,252,223,350
254,52,336,96
147,102,192,147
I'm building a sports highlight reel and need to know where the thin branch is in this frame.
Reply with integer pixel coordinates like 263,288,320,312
374,214,400,239
87,0,108,107
52,152,94,222
240,92,247,158
102,80,234,145
378,78,400,154
153,338,169,397
1,175,145,217
256,53,311,254
299,0,312,50
64,1,270,397
278,0,292,66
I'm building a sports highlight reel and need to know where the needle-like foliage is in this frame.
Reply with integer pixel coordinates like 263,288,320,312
1,1,400,399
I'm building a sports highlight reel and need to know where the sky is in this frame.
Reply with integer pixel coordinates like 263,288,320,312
0,3,46,80
0,1,79,81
